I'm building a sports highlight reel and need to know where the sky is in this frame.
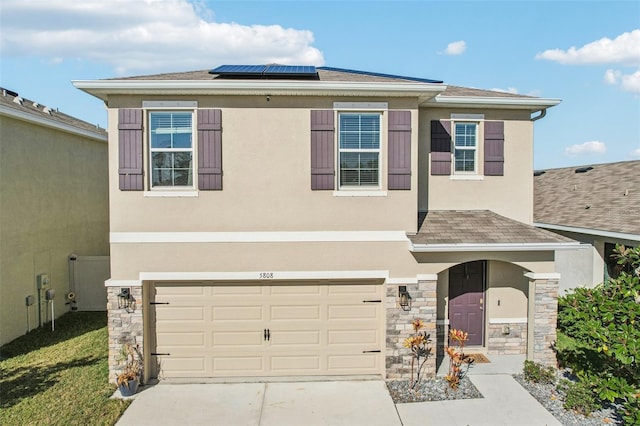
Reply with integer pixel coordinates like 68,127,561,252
1,0,638,170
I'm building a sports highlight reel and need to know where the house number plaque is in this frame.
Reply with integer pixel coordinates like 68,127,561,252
259,272,274,279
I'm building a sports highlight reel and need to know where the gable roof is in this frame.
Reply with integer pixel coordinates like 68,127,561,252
0,88,107,141
410,210,577,252
534,160,640,240
73,65,560,111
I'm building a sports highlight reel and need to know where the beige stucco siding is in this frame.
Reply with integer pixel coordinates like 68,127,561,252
0,116,109,345
106,96,419,234
418,109,534,224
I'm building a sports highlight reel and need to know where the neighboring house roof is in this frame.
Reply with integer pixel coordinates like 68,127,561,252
74,65,559,111
410,210,577,252
534,160,640,240
0,88,107,141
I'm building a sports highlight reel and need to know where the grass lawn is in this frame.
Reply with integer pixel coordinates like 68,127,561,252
0,312,130,426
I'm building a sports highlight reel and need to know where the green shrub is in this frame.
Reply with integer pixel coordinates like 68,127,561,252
558,379,599,416
523,360,556,384
557,244,640,414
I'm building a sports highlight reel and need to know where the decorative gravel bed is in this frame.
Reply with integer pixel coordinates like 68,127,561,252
386,377,483,403
513,371,623,426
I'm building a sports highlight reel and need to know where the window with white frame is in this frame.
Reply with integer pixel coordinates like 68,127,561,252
454,122,477,173
149,111,194,187
338,113,381,187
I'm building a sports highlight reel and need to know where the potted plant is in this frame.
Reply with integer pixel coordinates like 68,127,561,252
116,343,142,397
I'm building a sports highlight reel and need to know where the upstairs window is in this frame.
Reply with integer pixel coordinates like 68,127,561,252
338,113,381,188
149,111,194,187
454,122,477,173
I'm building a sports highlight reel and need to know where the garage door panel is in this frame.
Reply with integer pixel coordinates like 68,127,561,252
328,329,378,345
270,285,322,296
328,304,379,320
213,331,264,347
213,356,263,374
270,356,320,372
159,357,206,376
212,285,265,295
328,354,379,371
270,305,320,320
328,284,380,296
156,285,206,296
157,332,205,347
213,306,264,321
270,330,321,346
156,306,205,321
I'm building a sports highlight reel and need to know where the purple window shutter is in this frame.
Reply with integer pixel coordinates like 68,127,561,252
197,109,223,190
388,110,411,190
118,109,144,191
484,121,504,176
310,110,335,190
430,120,452,175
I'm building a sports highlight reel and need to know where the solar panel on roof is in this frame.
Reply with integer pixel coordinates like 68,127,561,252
265,65,316,76
210,65,266,75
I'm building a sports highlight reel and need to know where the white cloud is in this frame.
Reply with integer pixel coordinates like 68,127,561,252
604,69,640,94
631,148,640,158
443,40,467,56
0,0,324,75
565,141,607,156
536,29,640,65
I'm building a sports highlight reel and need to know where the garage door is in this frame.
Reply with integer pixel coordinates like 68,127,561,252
152,281,384,378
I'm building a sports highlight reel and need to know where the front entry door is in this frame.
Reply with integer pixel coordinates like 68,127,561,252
449,261,485,346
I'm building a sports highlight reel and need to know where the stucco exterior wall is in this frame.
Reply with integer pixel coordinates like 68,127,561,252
0,116,109,345
106,96,419,235
418,109,534,224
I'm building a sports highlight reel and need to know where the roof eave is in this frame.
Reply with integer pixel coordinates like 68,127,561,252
426,95,561,110
410,242,582,253
72,79,447,102
534,222,640,243
0,104,107,142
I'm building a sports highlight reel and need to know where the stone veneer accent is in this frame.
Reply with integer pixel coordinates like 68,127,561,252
532,278,559,366
107,286,144,383
487,322,527,355
385,279,437,379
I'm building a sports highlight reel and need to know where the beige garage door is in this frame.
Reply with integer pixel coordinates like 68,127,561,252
152,281,384,378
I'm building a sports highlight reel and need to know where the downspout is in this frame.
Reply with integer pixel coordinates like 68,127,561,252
531,109,547,121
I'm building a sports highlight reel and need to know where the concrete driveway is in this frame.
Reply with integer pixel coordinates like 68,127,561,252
116,374,560,426
115,380,401,426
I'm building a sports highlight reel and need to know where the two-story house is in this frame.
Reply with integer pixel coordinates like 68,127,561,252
74,65,578,383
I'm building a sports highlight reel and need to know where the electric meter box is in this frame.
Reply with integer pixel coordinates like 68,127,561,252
37,274,50,289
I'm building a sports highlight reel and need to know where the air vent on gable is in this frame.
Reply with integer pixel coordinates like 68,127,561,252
575,166,594,173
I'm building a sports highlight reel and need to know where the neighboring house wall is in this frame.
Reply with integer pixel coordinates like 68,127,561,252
0,107,108,345
419,109,534,224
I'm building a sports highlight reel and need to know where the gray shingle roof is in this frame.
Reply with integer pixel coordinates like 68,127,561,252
534,160,640,237
111,67,536,100
411,210,575,245
0,88,107,137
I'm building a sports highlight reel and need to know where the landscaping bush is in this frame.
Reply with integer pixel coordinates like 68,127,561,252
523,360,555,384
557,244,640,422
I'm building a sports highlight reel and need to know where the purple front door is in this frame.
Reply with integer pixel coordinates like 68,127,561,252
449,261,485,346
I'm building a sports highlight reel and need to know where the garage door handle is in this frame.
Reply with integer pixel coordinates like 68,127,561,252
362,300,382,303
362,350,381,353
264,329,271,341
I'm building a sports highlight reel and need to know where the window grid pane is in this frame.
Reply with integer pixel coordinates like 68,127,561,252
150,112,194,187
339,113,380,187
454,122,477,173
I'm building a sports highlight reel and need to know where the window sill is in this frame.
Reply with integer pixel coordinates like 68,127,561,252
143,190,199,198
333,190,388,197
449,175,484,181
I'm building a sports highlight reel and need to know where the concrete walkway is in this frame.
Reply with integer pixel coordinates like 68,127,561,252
116,374,560,426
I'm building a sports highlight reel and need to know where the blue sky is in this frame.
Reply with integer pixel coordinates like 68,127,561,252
1,0,638,169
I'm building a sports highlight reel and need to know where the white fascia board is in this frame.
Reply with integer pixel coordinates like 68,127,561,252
72,79,446,101
534,222,640,243
105,279,142,287
0,105,107,142
111,231,410,244
524,272,561,280
410,242,580,252
427,95,561,110
139,270,389,282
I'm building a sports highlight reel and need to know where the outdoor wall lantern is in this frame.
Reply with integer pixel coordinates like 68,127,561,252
398,286,411,311
117,288,132,310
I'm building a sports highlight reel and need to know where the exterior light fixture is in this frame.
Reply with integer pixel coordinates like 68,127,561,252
117,288,132,310
398,286,411,311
